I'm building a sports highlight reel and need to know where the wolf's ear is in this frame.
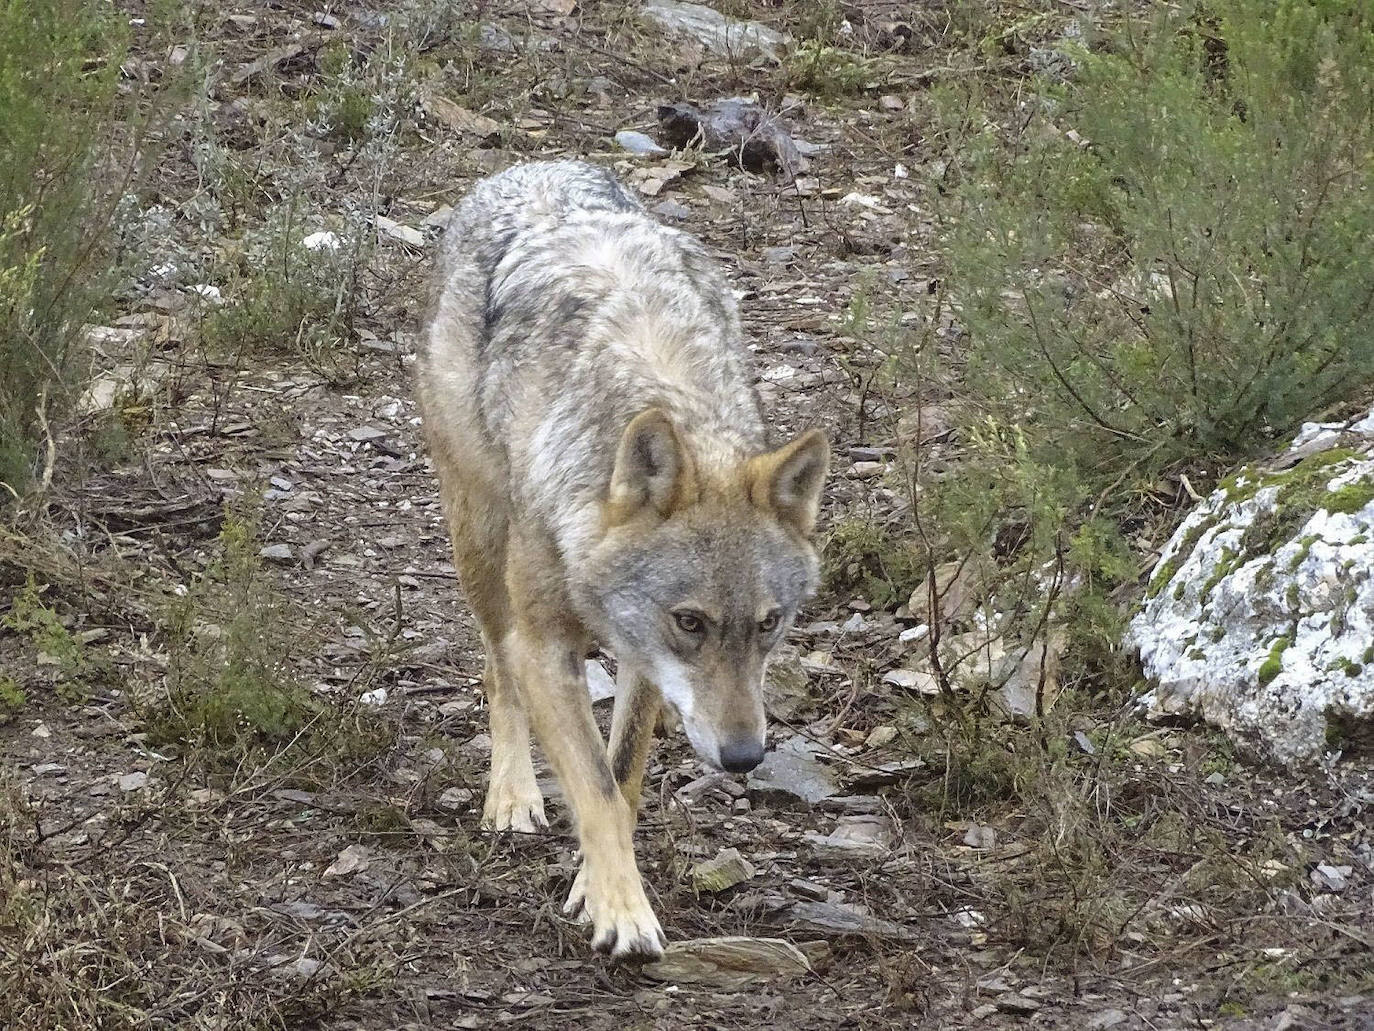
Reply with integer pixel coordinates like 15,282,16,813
607,408,694,520
748,429,829,537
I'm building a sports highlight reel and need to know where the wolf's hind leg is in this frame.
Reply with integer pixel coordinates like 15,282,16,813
607,665,661,814
480,647,547,833
440,477,546,833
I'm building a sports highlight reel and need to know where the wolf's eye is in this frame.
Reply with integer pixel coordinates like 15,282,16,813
674,611,705,634
758,612,780,634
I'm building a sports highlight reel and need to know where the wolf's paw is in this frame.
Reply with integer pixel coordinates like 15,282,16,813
563,860,666,961
480,784,548,834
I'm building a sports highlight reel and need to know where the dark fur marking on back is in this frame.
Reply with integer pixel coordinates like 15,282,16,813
477,230,516,354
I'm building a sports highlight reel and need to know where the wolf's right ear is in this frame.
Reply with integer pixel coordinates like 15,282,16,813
606,408,695,521
748,429,829,538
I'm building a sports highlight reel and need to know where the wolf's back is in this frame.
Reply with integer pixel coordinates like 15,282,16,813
435,160,644,285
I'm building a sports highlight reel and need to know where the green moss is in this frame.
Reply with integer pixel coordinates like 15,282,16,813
1148,514,1218,598
1209,624,1227,643
1188,647,1207,661
1331,657,1364,678
1228,452,1368,575
1325,478,1374,515
1200,545,1240,600
1288,533,1320,571
1363,644,1374,665
1257,635,1292,686
1221,448,1358,503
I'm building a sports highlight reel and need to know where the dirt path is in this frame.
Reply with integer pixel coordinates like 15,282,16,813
2,3,1370,1029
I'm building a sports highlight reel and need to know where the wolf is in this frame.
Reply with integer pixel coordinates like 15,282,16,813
415,159,828,961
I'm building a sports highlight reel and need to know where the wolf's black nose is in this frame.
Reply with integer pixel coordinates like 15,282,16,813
719,739,765,774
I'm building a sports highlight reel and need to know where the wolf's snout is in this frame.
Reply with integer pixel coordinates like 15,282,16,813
718,737,765,774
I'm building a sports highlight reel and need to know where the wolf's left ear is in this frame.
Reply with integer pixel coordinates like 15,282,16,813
748,429,829,537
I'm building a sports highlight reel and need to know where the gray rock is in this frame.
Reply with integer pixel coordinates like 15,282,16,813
747,735,838,804
641,0,788,59
259,544,294,564
1127,406,1374,763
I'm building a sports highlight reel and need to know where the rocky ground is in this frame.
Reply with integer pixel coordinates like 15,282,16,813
1,2,1371,1028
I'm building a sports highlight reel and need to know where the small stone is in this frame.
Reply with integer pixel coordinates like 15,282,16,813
847,446,890,462
347,425,387,442
803,815,894,858
642,937,810,988
614,129,668,156
420,94,501,139
864,726,897,749
652,199,691,220
359,688,387,707
259,544,294,564
762,246,796,265
691,847,756,893
32,763,66,776
323,844,371,878
1073,730,1097,755
118,771,148,792
31,722,51,738
1204,770,1226,786
1312,863,1352,892
784,900,916,941
763,645,811,720
849,461,884,479
301,231,341,252
962,823,996,849
374,215,425,247
437,787,475,812
878,94,905,111
996,992,1041,1015
881,668,940,694
1086,1009,1128,1030
898,624,930,645
840,612,866,634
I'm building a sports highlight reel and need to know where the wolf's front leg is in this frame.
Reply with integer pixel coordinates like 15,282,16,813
502,624,666,961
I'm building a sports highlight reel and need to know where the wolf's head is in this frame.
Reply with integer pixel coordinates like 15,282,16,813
573,408,829,773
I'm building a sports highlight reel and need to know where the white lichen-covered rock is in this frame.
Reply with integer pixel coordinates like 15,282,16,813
1126,410,1374,764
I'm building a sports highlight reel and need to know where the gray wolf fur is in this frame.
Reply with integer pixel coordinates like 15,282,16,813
416,160,829,960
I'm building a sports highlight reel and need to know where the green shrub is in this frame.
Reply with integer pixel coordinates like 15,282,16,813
201,201,373,384
946,0,1374,485
0,1,128,496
